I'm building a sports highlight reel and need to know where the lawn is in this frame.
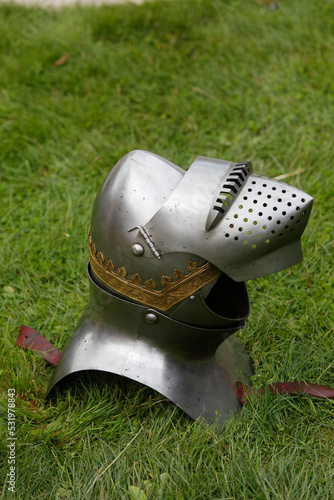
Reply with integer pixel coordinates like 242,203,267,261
0,0,333,498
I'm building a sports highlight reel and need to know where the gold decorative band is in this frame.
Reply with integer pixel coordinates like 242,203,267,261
88,232,220,312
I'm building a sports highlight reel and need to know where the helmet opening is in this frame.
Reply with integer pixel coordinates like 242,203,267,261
205,273,250,320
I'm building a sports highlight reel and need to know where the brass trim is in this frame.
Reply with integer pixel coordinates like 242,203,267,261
88,232,220,311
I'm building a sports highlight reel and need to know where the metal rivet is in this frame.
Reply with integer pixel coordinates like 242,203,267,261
145,312,158,324
189,295,196,301
131,243,144,256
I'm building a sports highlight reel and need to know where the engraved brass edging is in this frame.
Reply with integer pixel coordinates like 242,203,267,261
88,231,220,311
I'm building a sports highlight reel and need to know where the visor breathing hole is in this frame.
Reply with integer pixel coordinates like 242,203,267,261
212,171,311,255
211,161,253,223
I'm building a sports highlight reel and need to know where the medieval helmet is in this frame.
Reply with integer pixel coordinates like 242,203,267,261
47,150,313,426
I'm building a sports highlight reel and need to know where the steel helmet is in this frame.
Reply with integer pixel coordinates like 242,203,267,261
47,150,313,426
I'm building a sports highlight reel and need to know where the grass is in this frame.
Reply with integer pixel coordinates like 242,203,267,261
0,0,334,498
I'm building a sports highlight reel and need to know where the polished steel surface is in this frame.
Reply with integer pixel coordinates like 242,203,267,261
47,267,253,425
47,150,313,427
146,155,313,281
